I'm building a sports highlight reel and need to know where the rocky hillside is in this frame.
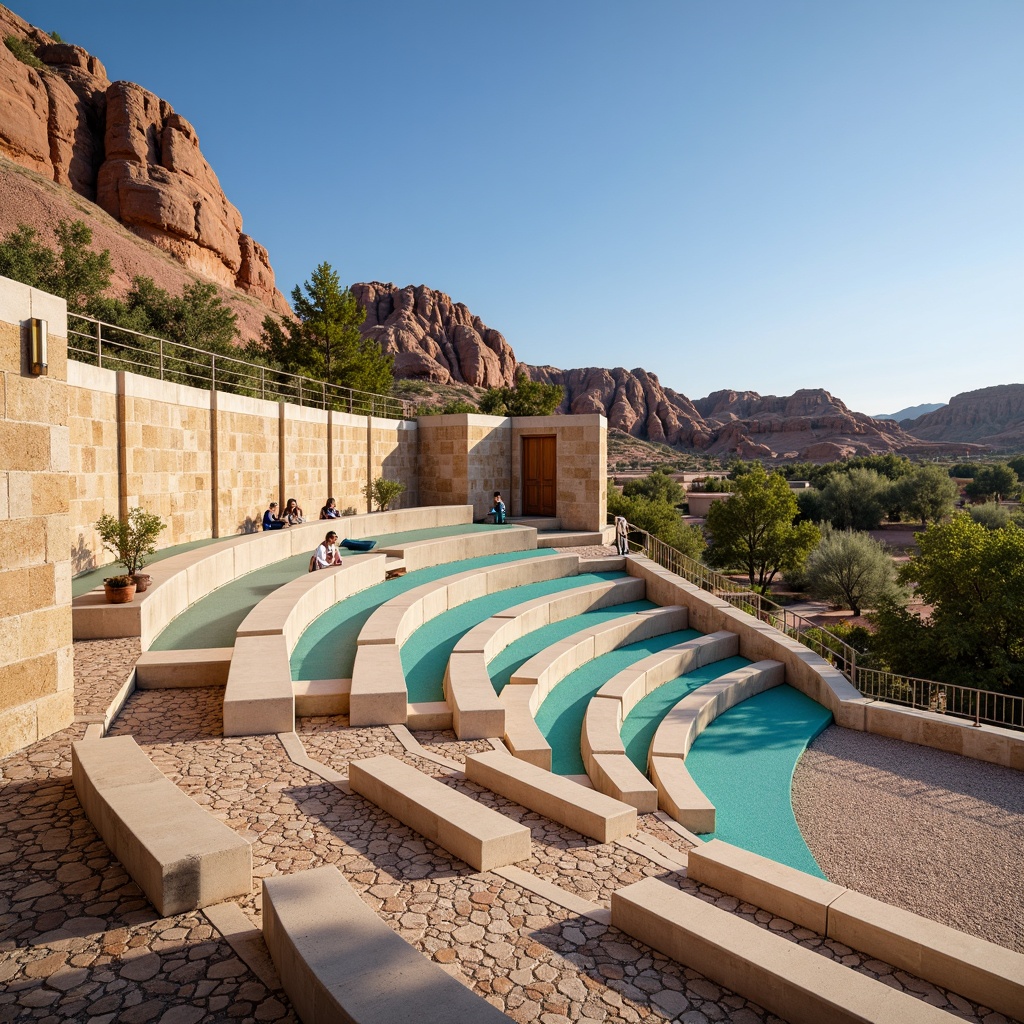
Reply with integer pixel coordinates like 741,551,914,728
352,282,516,388
0,6,289,320
903,385,1024,449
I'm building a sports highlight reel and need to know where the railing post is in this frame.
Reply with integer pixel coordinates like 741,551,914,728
211,354,216,392
261,365,266,401
159,337,164,379
298,378,303,407
95,319,102,368
850,647,856,688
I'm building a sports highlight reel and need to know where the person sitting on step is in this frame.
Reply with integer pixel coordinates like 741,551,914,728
262,501,286,530
310,531,343,571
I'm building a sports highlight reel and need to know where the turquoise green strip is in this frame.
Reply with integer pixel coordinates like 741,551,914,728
401,572,625,703
619,655,752,771
290,548,558,680
151,522,521,651
534,630,701,776
685,685,833,877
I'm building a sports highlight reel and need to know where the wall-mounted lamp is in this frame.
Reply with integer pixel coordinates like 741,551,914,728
29,318,47,376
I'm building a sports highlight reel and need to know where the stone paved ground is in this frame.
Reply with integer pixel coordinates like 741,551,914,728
0,642,1018,1023
73,637,140,718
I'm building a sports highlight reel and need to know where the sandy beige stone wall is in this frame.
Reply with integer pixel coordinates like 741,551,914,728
513,415,607,531
67,362,118,572
213,390,280,535
120,373,213,546
0,277,74,758
371,417,419,510
331,412,370,514
282,404,329,519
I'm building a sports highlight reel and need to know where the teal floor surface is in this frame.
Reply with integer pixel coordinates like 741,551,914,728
685,685,833,877
535,630,701,775
401,572,626,703
290,548,559,680
151,523,518,651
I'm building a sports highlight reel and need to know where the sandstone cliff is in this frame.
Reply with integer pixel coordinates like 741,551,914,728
352,282,517,387
0,6,289,315
903,384,1024,448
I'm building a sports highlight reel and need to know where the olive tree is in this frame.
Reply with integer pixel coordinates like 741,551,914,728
803,526,899,616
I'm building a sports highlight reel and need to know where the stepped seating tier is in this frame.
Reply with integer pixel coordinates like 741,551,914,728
445,576,646,739
500,606,689,769
263,865,510,1024
465,748,638,843
581,632,739,812
348,755,531,872
349,553,579,727
612,877,955,1024
71,505,474,650
687,839,1024,1021
72,736,251,916
648,660,785,830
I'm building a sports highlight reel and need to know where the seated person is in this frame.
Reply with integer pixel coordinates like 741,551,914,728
311,531,343,571
320,497,340,519
489,491,507,524
284,497,306,525
262,501,286,530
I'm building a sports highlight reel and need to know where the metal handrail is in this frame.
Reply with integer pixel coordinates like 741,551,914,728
66,313,413,420
615,517,1024,732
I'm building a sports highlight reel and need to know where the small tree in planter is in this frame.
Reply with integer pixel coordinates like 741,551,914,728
95,507,167,593
364,477,405,512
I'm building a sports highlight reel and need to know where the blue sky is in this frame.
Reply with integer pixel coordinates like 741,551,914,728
18,1,1024,415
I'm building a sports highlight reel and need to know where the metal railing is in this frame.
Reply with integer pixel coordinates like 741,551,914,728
67,314,413,420
617,518,1024,732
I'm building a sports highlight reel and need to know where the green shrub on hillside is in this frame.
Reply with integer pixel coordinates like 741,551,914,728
4,35,44,70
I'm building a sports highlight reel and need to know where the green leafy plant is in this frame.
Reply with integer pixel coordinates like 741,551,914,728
95,507,166,577
102,574,134,588
364,477,405,512
341,506,357,517
4,35,44,70
479,372,562,416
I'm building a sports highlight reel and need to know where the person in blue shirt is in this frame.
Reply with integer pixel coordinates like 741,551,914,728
263,501,286,530
490,491,506,524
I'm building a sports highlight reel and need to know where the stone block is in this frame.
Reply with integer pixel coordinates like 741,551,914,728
499,684,551,769
406,701,452,730
586,751,659,812
467,749,637,843
611,878,953,1024
135,648,233,688
293,678,350,717
445,653,505,739
263,865,510,1024
649,755,716,834
223,635,294,736
0,701,38,760
581,695,624,764
349,644,407,726
349,755,530,871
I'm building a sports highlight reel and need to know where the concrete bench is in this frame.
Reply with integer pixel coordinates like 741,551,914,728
445,576,645,739
579,633,740,811
263,865,509,1024
498,606,689,768
72,735,251,916
135,647,233,688
349,553,578,727
348,755,530,871
378,522,538,572
648,660,785,831
71,505,473,649
465,748,637,843
689,839,1024,1020
612,877,954,1024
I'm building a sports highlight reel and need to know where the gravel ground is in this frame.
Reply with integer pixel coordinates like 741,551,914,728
792,724,1024,952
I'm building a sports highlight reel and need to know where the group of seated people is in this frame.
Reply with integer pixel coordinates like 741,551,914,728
262,497,346,531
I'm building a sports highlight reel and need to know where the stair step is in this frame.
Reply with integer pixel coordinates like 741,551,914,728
537,531,609,548
293,678,350,716
509,516,561,531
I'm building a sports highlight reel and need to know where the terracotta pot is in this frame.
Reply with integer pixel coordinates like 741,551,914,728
103,582,136,604
132,573,152,593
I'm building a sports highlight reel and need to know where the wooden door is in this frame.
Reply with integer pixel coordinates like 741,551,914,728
522,436,557,516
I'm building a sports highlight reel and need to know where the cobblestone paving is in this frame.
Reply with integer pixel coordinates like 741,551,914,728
73,638,141,718
1,650,1017,1024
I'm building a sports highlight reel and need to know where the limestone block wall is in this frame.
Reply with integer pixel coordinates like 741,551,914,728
372,417,419,510
330,412,369,514
513,415,607,531
282,404,329,517
416,415,512,519
213,390,280,535
0,278,74,758
120,373,213,547
67,363,118,573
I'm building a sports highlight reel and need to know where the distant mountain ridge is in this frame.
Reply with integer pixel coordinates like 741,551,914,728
902,385,1024,449
872,402,945,422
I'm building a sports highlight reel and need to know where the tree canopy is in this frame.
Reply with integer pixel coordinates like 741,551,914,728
965,463,1018,504
478,372,562,416
251,263,393,395
803,526,899,616
705,463,819,589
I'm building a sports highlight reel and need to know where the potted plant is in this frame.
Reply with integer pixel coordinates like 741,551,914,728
103,574,137,604
95,507,167,598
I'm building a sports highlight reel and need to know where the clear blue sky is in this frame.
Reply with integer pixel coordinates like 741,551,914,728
18,1,1024,415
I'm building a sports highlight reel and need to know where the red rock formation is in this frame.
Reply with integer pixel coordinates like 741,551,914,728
903,385,1024,448
352,282,517,387
0,7,289,315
